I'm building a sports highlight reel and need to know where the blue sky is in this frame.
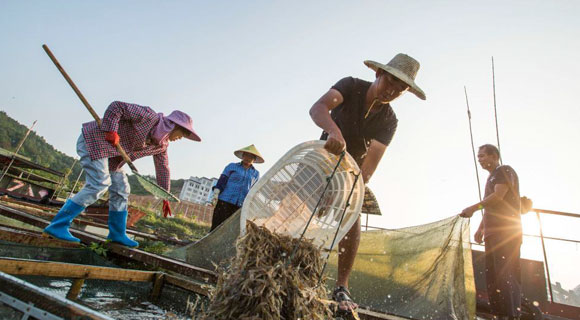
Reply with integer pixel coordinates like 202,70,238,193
2,0,580,285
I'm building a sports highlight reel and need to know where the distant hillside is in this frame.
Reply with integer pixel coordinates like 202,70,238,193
0,111,81,184
0,111,183,196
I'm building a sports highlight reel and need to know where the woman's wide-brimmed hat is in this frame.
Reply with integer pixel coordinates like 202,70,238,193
166,110,201,142
364,53,426,100
234,144,264,163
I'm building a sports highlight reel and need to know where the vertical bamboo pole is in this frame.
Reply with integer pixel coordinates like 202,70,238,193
491,57,503,164
66,278,85,300
67,168,84,199
536,211,554,303
51,159,78,201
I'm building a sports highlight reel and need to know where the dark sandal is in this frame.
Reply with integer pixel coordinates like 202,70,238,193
332,286,359,319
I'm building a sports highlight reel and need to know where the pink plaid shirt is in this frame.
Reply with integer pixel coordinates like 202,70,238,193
82,101,170,190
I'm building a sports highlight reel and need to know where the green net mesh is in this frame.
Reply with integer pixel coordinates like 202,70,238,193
168,209,241,271
171,214,476,319
136,173,179,202
324,215,476,319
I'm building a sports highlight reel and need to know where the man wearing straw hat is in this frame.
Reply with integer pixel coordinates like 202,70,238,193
310,53,426,312
210,144,263,231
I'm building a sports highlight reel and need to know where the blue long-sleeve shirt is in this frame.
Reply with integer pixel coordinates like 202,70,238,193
213,162,259,207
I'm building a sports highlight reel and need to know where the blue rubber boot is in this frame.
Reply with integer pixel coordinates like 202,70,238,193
43,200,85,243
107,210,139,248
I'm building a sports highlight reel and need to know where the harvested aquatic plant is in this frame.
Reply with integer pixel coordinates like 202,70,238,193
202,221,333,320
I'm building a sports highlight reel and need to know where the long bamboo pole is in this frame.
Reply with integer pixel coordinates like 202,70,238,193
491,57,503,164
463,87,483,208
536,211,554,303
51,158,77,201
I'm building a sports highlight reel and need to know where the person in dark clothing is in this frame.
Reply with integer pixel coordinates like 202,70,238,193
210,144,263,231
309,53,426,312
461,144,522,320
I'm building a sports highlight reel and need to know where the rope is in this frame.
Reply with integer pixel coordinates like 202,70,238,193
318,171,360,285
287,151,346,264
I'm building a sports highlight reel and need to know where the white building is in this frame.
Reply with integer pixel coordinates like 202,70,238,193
179,176,218,204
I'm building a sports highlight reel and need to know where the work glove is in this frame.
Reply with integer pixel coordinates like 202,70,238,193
104,131,120,146
162,199,172,218
211,190,220,206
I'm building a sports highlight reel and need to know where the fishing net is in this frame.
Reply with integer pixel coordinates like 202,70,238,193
172,215,476,319
135,173,180,202
168,143,475,319
324,215,476,320
167,209,241,271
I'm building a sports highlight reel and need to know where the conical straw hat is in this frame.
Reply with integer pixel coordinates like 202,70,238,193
234,144,264,163
364,53,426,100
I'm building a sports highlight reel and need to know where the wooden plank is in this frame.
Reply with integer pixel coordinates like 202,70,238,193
105,244,217,283
545,301,580,319
0,225,80,248
0,198,190,245
164,274,212,296
0,204,218,283
0,257,156,282
0,196,58,212
358,308,410,320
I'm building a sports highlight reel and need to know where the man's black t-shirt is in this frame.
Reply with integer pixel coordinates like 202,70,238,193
483,165,522,238
320,77,398,166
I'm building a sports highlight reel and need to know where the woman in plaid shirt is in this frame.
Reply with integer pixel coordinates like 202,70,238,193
44,101,201,247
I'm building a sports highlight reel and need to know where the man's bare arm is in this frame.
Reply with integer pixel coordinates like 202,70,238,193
359,140,387,184
309,89,345,155
460,183,510,218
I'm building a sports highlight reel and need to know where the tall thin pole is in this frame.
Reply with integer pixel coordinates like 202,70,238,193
0,120,37,182
536,211,554,303
67,168,84,199
491,57,503,164
51,158,77,201
365,213,369,231
464,87,483,203
319,171,360,286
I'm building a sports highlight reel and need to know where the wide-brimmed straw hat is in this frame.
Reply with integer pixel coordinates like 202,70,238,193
364,53,426,100
234,144,264,163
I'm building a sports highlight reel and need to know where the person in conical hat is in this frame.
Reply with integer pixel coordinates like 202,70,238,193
209,144,263,231
309,53,426,313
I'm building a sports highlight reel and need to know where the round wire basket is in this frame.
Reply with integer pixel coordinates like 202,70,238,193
241,140,365,250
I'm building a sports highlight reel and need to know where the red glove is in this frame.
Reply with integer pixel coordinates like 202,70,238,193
162,200,172,218
104,131,120,146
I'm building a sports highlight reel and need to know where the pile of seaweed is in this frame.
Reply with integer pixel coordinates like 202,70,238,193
202,221,333,320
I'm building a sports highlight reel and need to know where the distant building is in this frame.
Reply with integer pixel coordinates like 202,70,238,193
179,176,218,204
